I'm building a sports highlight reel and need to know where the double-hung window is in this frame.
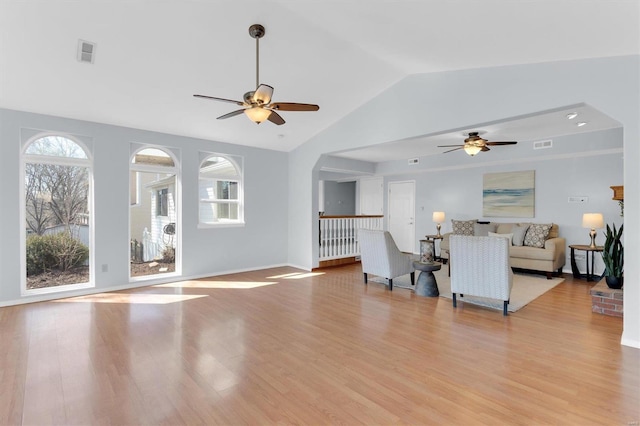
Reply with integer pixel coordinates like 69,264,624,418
199,155,243,225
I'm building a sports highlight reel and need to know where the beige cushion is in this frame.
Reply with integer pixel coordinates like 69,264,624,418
510,245,556,261
496,223,514,234
474,222,498,236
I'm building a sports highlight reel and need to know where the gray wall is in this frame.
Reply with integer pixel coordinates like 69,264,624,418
376,128,623,275
288,55,639,347
0,108,289,305
323,181,356,216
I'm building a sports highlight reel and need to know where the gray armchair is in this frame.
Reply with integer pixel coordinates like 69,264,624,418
450,235,513,315
358,229,415,291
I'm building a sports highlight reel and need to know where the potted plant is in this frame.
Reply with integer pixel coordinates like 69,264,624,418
601,223,623,289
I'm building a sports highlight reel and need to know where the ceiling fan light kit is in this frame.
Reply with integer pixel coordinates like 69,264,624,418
193,24,319,126
438,131,518,156
463,144,482,156
244,106,272,124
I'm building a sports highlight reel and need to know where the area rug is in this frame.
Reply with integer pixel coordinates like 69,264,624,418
370,268,564,312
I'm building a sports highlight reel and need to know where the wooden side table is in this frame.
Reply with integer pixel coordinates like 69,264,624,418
569,245,603,282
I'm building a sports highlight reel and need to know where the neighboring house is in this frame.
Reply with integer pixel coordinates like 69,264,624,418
144,176,176,261
129,170,154,242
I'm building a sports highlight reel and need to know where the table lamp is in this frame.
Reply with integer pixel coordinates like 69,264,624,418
432,211,445,238
582,213,604,248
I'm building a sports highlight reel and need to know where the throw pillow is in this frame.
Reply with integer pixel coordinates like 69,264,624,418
452,219,476,236
474,222,498,236
523,223,553,248
512,224,530,247
488,231,514,245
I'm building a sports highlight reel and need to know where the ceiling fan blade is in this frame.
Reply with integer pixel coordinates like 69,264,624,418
252,84,274,105
442,147,464,153
437,144,465,148
485,141,518,146
217,109,246,120
481,146,491,152
269,102,320,112
267,110,285,125
194,94,245,106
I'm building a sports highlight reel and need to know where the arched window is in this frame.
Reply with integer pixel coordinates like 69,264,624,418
130,146,180,279
199,154,244,225
22,134,92,293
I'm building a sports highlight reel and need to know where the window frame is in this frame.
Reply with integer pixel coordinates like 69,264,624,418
198,153,244,228
20,132,94,296
156,187,169,217
129,144,182,281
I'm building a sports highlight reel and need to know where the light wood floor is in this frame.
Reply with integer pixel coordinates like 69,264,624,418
1,264,638,425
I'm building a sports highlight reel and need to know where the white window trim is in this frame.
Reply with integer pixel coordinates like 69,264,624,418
20,133,95,296
198,153,245,227
129,144,182,281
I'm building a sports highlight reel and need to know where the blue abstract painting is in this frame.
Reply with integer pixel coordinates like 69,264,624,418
483,171,535,217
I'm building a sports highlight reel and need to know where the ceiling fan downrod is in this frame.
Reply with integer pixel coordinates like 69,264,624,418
249,24,266,89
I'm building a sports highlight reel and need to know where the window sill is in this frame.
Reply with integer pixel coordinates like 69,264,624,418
198,222,245,229
22,281,94,297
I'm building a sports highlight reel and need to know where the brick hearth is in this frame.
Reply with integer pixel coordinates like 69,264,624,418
590,279,623,317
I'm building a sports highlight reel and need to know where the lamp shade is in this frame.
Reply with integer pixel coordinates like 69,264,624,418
582,213,604,229
432,211,445,223
244,106,272,124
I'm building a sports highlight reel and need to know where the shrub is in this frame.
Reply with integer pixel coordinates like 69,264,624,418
161,246,175,263
26,234,56,275
26,232,89,276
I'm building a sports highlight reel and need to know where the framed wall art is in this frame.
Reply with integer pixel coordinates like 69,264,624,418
483,170,535,217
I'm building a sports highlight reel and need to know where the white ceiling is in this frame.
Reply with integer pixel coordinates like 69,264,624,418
331,104,623,162
0,1,637,155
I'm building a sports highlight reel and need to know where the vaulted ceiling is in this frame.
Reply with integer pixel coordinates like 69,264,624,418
1,1,637,156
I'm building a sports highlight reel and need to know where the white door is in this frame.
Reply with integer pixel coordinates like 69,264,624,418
359,177,383,215
388,181,415,253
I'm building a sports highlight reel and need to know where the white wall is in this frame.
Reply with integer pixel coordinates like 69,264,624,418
288,55,639,347
323,181,356,216
0,108,289,305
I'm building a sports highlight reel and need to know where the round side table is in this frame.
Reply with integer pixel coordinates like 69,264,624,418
413,261,442,297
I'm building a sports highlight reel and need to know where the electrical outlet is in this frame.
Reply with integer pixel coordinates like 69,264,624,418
574,254,585,261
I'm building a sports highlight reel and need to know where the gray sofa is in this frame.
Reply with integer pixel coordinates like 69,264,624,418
439,222,566,279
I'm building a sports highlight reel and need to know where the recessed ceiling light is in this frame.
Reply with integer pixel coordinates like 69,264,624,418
566,112,578,120
577,122,587,127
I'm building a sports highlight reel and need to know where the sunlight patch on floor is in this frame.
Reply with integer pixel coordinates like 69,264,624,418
155,280,279,289
55,293,208,304
266,272,325,279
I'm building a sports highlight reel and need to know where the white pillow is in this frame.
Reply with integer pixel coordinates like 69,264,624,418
512,224,530,247
488,232,513,246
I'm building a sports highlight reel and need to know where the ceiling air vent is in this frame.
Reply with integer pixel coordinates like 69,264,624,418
408,158,419,165
533,139,552,150
77,40,96,64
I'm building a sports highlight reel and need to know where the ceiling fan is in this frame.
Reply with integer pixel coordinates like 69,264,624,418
193,24,319,126
438,132,517,156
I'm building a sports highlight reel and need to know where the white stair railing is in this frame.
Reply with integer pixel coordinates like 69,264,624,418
319,215,383,261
